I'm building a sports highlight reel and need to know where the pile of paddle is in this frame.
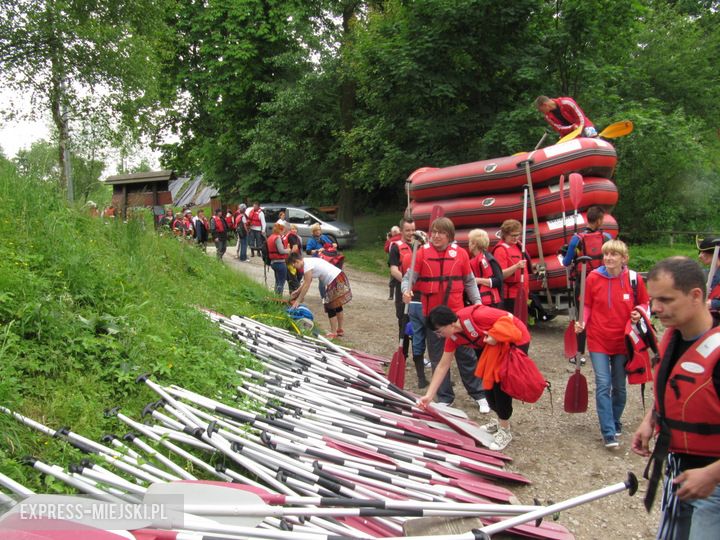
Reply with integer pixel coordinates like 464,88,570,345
0,312,639,539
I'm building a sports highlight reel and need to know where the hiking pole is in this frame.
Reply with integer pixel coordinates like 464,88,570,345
386,472,638,540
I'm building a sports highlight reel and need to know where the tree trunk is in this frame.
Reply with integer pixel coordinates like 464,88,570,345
47,5,73,201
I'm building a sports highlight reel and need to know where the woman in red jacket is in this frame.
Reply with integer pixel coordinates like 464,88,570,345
575,239,649,449
491,219,528,314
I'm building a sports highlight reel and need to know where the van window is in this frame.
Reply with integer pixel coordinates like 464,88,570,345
287,208,311,224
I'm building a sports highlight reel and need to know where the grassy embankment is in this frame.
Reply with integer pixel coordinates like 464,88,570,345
0,161,287,489
345,212,699,276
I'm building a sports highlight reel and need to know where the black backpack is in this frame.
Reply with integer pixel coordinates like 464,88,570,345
260,235,271,266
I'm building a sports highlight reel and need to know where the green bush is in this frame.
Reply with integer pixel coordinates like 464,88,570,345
0,161,284,488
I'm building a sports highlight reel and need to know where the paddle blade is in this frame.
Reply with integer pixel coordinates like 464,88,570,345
558,126,582,143
513,284,529,325
563,323,578,359
430,204,445,223
599,120,634,139
563,369,588,413
387,347,406,388
568,173,584,210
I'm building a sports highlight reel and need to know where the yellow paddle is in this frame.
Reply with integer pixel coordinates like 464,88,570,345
557,125,582,143
598,120,634,139
557,120,634,144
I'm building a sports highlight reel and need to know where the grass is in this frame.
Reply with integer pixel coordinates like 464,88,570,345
343,212,399,274
0,158,288,489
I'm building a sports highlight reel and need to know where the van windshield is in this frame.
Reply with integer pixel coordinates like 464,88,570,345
307,207,334,221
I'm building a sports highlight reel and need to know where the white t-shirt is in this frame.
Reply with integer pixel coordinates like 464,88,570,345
303,257,341,285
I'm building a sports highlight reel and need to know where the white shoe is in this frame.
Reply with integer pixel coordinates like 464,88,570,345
489,427,512,451
423,358,431,368
477,398,490,414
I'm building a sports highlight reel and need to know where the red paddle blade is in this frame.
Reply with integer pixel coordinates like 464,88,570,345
563,323,578,359
558,174,566,213
514,284,529,325
563,369,588,413
387,348,406,388
430,204,445,222
569,173,584,210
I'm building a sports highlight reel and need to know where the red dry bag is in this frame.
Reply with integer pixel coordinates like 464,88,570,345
500,346,548,403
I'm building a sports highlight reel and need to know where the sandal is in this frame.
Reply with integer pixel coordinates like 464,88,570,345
325,332,338,339
336,329,344,337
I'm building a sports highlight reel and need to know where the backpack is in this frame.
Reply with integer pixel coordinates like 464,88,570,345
500,346,549,403
260,236,271,266
319,243,345,269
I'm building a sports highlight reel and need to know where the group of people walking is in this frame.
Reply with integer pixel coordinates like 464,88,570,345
386,209,720,539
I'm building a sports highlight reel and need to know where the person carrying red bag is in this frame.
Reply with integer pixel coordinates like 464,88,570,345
419,304,530,451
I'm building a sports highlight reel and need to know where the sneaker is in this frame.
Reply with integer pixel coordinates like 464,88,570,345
480,420,499,434
477,398,491,414
488,427,512,451
423,358,431,368
604,436,619,449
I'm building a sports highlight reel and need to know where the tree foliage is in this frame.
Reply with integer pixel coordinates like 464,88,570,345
14,139,106,202
0,0,169,198
1,0,717,233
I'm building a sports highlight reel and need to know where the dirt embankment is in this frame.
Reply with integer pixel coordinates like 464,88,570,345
217,248,661,539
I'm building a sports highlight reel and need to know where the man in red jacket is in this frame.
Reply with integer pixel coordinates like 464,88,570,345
535,95,597,138
401,217,489,413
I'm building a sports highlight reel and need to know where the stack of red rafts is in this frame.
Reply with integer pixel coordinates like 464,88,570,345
408,137,620,295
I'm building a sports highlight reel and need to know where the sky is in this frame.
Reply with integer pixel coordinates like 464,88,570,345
0,88,50,159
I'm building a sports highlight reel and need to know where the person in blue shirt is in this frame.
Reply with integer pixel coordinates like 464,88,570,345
561,206,613,269
306,223,337,257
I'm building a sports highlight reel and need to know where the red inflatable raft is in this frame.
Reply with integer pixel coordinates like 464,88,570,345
455,213,619,258
529,254,570,293
412,177,617,229
408,138,617,202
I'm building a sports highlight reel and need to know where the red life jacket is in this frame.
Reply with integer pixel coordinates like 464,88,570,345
543,97,595,136
624,307,658,385
710,282,720,310
453,305,531,348
248,208,263,228
414,242,467,312
225,215,234,229
393,240,413,274
576,229,605,271
470,251,502,305
267,233,288,261
491,242,528,299
654,325,720,457
212,215,226,233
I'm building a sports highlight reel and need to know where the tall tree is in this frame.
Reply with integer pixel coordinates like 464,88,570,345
0,0,169,200
157,0,311,198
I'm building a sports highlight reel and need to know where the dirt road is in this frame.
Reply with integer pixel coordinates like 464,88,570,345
217,248,661,539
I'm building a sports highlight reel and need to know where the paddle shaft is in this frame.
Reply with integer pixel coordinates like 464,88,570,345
521,155,552,305
706,244,719,300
